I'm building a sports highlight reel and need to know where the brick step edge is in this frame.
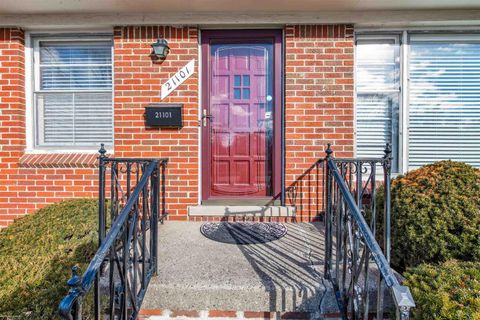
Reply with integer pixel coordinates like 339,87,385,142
139,309,342,320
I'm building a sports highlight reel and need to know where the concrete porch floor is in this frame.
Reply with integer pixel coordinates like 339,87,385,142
142,221,339,317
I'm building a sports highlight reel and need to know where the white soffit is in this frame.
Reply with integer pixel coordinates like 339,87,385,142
2,0,480,13
0,0,480,27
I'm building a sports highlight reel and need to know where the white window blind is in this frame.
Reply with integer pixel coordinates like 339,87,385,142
355,37,400,171
409,36,480,168
34,39,113,148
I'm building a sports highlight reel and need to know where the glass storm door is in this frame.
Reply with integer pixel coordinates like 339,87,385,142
201,31,281,200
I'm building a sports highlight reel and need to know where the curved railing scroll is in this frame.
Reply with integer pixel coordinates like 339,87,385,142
59,144,168,320
324,144,415,319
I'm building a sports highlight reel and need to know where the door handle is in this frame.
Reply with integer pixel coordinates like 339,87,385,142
202,109,213,127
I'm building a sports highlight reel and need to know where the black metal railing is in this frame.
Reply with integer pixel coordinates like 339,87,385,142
58,144,168,320
324,144,415,319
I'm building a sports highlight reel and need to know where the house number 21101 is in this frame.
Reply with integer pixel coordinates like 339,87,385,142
155,111,172,119
161,59,195,100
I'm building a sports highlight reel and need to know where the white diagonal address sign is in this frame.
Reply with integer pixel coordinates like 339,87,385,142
161,59,195,100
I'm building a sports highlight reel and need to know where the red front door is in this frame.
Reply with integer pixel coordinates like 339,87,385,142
201,30,282,201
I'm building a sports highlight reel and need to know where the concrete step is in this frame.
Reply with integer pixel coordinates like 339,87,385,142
188,205,296,217
142,222,338,315
141,221,394,319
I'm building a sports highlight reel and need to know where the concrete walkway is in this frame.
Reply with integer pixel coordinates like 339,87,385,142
142,221,338,316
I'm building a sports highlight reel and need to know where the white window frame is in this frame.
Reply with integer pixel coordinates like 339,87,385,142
355,30,480,173
26,32,114,153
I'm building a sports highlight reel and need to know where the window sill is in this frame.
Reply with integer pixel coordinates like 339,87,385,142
19,153,102,169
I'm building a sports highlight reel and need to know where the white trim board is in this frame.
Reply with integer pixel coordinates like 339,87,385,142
2,10,480,28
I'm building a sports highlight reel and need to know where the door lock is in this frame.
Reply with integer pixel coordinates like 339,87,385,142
202,109,213,127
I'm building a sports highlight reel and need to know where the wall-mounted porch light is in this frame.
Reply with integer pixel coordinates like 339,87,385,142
151,38,170,60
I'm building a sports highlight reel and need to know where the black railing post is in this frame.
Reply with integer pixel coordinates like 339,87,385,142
152,162,160,274
377,143,393,320
383,143,392,263
96,144,107,320
122,216,129,320
70,267,82,320
161,160,167,221
142,177,148,291
324,144,333,279
60,266,82,320
98,143,107,245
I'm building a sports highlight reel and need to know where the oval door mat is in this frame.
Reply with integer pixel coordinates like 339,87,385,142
200,222,287,245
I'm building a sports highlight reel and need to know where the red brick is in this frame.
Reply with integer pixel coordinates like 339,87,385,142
208,310,237,317
170,310,199,317
138,309,163,316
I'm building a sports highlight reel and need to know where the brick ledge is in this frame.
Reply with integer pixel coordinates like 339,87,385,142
19,153,100,168
138,309,322,319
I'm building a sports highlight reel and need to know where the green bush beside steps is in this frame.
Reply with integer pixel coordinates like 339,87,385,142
0,199,98,319
404,260,480,320
375,160,480,319
378,160,480,271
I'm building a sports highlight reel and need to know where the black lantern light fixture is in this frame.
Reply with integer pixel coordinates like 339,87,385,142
151,38,170,60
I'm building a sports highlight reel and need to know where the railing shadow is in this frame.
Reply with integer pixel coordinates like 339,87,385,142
233,222,330,315
214,160,326,223
230,143,415,319
283,160,326,222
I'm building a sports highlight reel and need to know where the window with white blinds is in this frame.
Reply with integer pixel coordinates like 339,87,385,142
355,36,400,172
34,39,113,148
408,35,480,168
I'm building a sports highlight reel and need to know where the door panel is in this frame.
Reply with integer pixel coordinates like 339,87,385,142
201,31,281,201
210,44,273,197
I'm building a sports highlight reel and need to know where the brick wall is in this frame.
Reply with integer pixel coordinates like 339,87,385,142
0,27,26,226
0,26,200,227
0,28,99,227
0,28,25,172
0,25,354,226
284,25,355,220
113,26,199,220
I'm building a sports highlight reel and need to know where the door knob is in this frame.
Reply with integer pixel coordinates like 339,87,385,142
202,109,213,127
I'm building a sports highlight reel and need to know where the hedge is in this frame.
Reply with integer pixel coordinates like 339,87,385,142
0,199,98,319
404,260,480,320
378,160,480,270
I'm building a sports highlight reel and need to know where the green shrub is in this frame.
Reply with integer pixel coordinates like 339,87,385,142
404,260,480,320
0,199,98,319
379,160,480,270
